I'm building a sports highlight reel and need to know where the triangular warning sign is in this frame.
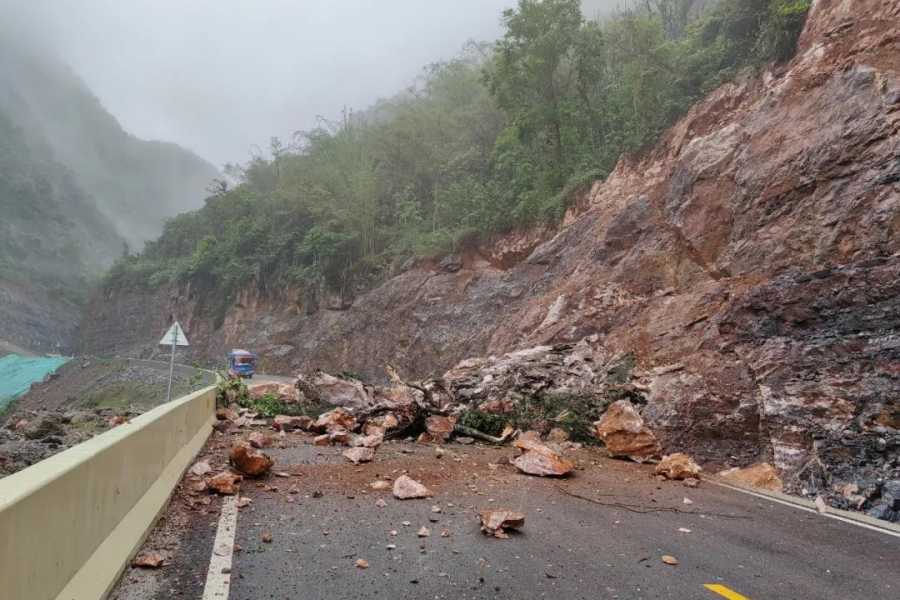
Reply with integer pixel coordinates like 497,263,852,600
159,321,189,346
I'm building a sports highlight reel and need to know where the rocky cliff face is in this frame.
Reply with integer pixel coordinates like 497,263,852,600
78,0,900,490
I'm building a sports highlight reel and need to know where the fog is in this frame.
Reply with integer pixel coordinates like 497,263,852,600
3,0,627,167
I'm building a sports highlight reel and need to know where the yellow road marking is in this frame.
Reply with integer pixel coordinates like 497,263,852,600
704,584,755,600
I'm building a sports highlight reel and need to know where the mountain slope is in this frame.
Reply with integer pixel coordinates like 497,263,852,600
0,38,220,247
77,0,900,494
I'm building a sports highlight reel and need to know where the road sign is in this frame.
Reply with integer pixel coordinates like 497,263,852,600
160,322,189,403
160,322,189,346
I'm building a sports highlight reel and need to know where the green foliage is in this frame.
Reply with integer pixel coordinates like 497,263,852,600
216,376,249,407
237,391,327,419
106,0,812,308
460,392,608,444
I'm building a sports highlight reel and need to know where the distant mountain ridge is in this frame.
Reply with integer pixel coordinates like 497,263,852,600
0,37,220,248
0,36,219,351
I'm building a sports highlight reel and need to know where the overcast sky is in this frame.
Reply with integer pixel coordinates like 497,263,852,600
4,0,626,167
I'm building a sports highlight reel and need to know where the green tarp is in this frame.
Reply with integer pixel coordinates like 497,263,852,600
0,354,69,409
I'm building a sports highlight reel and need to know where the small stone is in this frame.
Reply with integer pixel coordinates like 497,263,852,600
355,558,369,569
662,555,678,565
262,534,273,543
393,475,433,499
417,526,430,537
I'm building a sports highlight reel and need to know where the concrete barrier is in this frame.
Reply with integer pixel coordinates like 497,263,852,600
0,385,217,600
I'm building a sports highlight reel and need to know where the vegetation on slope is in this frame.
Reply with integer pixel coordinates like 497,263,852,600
106,0,812,318
0,108,122,304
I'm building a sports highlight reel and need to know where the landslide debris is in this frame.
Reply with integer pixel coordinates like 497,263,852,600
229,443,274,477
593,400,661,463
479,509,525,539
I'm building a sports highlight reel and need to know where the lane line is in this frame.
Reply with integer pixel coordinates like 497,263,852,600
202,494,239,600
704,584,754,600
710,480,900,540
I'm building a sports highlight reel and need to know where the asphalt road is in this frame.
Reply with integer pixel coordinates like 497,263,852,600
113,434,899,600
221,439,898,600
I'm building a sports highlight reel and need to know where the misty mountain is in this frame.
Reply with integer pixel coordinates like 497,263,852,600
0,39,220,248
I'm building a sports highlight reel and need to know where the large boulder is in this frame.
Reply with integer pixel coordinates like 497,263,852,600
593,400,660,463
23,413,67,440
229,443,274,477
298,372,372,408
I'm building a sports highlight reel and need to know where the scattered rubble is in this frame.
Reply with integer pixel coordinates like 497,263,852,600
207,471,242,495
655,454,702,480
593,400,660,462
248,432,272,449
392,475,432,499
229,443,274,477
189,460,212,477
479,509,525,539
272,415,312,432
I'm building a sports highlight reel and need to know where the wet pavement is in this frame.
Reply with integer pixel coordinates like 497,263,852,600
115,432,900,600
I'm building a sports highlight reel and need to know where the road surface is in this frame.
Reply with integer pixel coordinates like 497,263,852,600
114,433,899,600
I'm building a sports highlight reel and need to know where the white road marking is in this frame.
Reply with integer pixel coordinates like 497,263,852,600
202,494,239,599
711,480,900,539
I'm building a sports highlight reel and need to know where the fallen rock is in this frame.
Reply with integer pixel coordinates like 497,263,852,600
249,382,298,403
213,419,234,433
719,463,783,492
248,432,272,449
392,475,433,499
329,431,351,445
479,509,525,539
107,415,127,426
655,454,702,480
356,434,384,448
362,422,387,437
370,480,391,491
236,497,252,508
417,526,431,537
315,407,358,434
272,415,313,432
424,416,456,442
131,552,165,568
592,400,660,462
683,477,700,488
662,555,678,566
511,434,574,477
547,428,569,443
207,471,243,495
217,408,239,421
22,413,66,440
189,460,212,477
342,447,375,463
229,443,274,477
314,434,331,446
355,558,370,569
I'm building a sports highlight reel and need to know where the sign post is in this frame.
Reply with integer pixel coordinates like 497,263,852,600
159,322,190,403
